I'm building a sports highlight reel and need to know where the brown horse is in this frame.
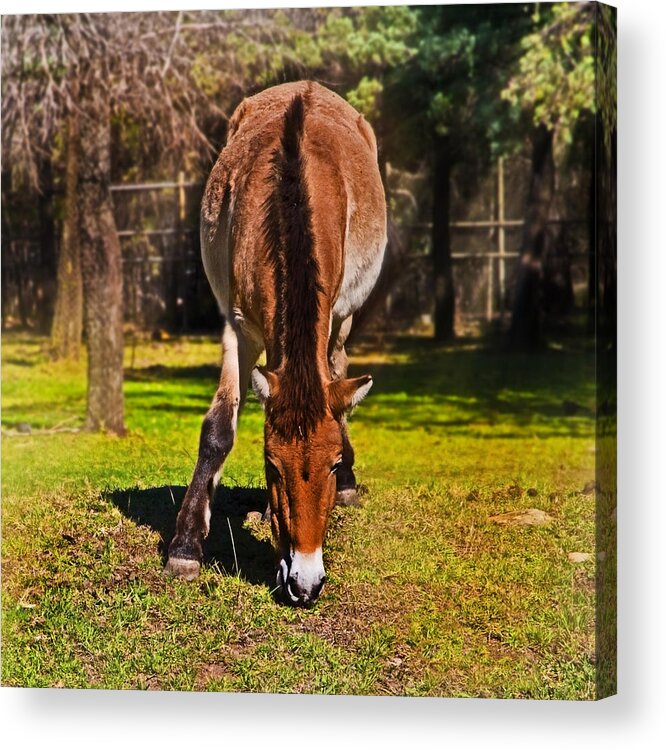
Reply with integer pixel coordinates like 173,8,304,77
165,81,387,605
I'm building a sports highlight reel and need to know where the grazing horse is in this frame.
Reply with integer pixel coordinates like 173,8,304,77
165,81,387,605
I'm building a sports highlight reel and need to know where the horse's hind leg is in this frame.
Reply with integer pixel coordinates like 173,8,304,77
165,323,260,579
329,316,362,507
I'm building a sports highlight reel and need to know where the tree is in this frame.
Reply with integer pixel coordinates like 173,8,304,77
50,111,83,360
508,123,556,350
502,2,596,349
377,4,534,341
1,11,302,433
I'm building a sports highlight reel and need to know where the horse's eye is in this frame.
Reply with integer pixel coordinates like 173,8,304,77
330,459,343,474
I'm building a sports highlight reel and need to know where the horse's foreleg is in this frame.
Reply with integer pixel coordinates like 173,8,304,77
165,324,259,579
328,316,362,507
336,418,361,507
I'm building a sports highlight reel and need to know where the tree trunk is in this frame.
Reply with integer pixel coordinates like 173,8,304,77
599,126,617,340
509,124,555,350
542,223,574,315
78,95,125,435
51,114,83,360
432,133,455,342
36,155,57,333
587,133,597,332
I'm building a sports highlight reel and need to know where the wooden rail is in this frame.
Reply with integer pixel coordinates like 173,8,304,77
109,163,587,321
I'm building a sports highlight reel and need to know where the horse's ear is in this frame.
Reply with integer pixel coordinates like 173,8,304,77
328,375,373,417
252,366,279,407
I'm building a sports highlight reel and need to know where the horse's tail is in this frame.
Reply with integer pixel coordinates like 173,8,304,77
270,90,321,311
263,89,325,435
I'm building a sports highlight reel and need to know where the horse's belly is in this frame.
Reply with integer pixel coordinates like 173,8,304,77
333,228,386,322
201,196,233,318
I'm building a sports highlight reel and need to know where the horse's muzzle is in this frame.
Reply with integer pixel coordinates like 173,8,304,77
277,551,326,607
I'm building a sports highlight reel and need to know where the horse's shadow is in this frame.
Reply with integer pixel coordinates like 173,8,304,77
107,484,275,587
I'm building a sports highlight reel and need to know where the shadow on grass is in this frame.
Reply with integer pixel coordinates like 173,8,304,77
125,364,219,383
107,484,275,587
347,338,596,438
3,356,38,367
124,334,595,438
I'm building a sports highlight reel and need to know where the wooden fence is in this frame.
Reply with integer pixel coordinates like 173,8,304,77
1,160,589,332
399,157,587,324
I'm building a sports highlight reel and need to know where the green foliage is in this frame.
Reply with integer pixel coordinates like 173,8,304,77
312,6,417,125
379,4,534,167
185,6,417,127
502,3,596,145
3,333,598,697
597,4,617,159
320,6,417,72
345,76,384,121
3,6,603,192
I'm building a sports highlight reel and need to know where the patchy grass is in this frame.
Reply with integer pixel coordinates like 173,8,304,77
2,331,598,698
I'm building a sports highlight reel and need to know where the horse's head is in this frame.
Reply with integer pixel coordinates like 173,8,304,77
252,366,373,606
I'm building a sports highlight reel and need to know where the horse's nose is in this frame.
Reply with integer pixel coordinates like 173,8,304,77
287,571,326,605
284,548,326,605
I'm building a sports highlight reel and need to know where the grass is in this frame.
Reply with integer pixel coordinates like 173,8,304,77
1,330,599,698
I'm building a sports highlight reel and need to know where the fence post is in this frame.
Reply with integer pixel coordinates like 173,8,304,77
486,254,494,322
178,171,186,223
177,171,189,331
486,182,494,322
497,157,507,317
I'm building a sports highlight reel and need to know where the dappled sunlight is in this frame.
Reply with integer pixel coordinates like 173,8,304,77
347,338,595,441
2,332,597,696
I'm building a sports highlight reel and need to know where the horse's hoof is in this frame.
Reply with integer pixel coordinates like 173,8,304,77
163,557,201,581
336,488,363,507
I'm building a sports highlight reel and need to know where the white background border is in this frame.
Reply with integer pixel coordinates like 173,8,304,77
2,0,665,746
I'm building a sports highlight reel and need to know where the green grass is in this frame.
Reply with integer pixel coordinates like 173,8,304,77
2,331,598,697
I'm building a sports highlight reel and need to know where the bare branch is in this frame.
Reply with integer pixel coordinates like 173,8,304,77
161,10,183,79
1,9,333,184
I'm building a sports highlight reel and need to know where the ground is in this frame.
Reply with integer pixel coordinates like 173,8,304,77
1,331,599,697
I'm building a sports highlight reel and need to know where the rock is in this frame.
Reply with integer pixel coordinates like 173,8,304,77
16,422,32,434
568,552,593,563
489,508,553,526
244,511,263,524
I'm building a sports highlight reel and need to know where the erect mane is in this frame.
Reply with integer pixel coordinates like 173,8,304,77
261,89,326,440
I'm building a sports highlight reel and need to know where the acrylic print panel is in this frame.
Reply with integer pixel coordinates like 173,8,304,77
1,3,616,699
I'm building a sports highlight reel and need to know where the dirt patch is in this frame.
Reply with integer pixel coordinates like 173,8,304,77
195,661,237,689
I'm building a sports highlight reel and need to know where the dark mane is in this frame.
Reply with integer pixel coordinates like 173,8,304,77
262,90,326,440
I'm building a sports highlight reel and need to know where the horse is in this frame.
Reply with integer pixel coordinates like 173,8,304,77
164,81,387,606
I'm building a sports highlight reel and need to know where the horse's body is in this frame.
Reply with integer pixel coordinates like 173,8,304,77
165,81,387,605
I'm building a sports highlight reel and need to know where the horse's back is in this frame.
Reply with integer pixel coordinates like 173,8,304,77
201,82,386,327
